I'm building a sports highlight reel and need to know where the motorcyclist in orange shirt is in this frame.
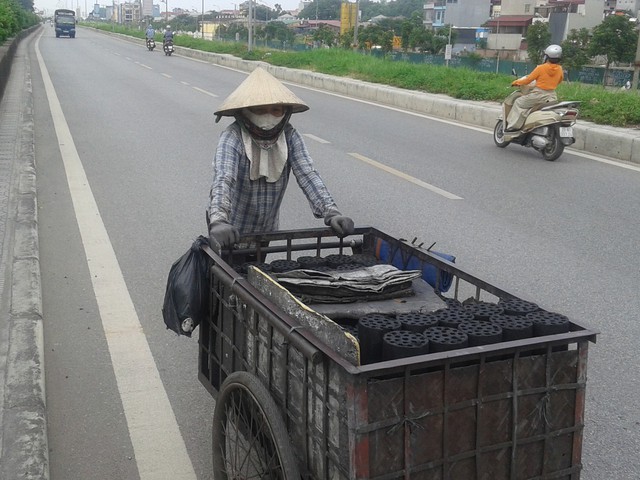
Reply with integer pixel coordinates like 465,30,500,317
506,45,563,131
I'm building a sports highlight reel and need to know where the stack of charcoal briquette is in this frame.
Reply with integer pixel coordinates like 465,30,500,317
345,298,571,365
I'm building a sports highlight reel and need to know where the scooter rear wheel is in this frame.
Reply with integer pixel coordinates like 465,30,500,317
493,120,510,148
541,127,564,161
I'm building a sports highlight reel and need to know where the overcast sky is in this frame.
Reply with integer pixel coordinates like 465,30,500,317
35,0,305,16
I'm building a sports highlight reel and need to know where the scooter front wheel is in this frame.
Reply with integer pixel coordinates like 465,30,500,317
541,127,564,161
493,120,510,148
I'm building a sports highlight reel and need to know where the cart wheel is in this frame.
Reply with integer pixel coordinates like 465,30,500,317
212,371,300,480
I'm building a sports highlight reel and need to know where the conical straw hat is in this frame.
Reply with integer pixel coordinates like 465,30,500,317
214,67,309,122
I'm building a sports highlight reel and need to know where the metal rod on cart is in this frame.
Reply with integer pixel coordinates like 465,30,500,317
226,239,362,257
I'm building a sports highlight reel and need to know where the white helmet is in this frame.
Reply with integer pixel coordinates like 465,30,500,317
544,44,562,59
166,25,171,29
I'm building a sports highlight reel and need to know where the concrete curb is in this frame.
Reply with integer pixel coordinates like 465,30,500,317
103,29,640,164
0,26,49,480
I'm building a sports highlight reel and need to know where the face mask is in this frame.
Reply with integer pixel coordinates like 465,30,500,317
242,108,284,130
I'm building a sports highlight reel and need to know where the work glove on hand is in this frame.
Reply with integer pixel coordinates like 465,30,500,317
324,211,355,238
208,221,240,249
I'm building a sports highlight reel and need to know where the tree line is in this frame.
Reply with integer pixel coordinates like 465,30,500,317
0,0,39,42
525,15,638,84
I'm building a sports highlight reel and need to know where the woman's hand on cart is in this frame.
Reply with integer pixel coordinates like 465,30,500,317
209,221,240,248
324,211,355,238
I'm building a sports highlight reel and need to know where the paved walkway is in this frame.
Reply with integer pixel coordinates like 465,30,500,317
0,29,49,480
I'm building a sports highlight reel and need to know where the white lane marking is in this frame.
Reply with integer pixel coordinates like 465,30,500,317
35,34,197,480
137,62,152,70
303,133,330,144
180,81,190,86
348,152,463,200
566,148,640,171
161,73,172,78
191,86,218,97
125,56,132,61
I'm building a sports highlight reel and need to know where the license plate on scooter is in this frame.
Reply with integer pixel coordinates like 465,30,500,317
559,127,573,137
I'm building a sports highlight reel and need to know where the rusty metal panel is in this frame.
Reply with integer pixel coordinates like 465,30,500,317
339,350,584,479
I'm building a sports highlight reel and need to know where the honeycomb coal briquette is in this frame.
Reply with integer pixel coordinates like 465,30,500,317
490,313,534,341
333,263,362,272
526,310,570,336
382,330,429,361
435,308,475,328
397,311,440,333
423,326,469,352
312,265,334,272
324,254,354,268
340,324,359,339
350,253,380,267
296,256,327,269
269,259,301,273
441,297,464,310
463,301,504,320
499,298,539,316
458,320,503,346
357,314,401,364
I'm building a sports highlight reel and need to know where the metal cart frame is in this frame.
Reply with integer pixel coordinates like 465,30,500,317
198,227,597,480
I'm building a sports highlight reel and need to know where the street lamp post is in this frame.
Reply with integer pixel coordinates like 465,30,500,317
352,0,360,48
633,24,640,90
247,0,253,51
201,0,204,38
495,14,501,74
445,23,454,67
160,0,167,24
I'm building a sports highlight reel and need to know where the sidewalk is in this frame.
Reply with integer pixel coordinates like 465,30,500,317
0,27,49,480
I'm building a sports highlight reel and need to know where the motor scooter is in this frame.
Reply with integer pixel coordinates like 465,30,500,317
146,38,155,51
493,85,580,161
163,39,174,56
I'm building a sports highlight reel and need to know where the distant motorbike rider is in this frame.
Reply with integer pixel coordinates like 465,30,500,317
145,24,155,47
506,45,563,131
163,25,174,46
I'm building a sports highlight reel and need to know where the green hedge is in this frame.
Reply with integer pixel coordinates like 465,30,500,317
0,0,39,43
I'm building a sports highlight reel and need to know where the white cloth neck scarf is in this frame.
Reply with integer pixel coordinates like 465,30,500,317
241,127,288,183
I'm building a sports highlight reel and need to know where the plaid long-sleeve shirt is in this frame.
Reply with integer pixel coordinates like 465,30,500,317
208,122,338,234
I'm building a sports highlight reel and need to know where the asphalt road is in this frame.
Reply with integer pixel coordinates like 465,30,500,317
28,26,640,479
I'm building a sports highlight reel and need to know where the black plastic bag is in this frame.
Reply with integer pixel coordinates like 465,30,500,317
162,236,211,337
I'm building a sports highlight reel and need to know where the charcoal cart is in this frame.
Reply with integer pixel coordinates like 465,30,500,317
198,227,597,480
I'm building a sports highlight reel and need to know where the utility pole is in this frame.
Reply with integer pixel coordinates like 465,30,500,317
495,14,501,74
248,0,253,51
633,25,640,90
352,0,359,48
446,23,452,67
